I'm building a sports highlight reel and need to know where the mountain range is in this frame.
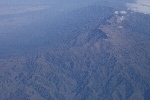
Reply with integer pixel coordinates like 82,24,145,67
0,0,150,100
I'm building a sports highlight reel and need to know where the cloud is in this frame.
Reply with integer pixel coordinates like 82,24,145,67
114,10,127,15
126,0,150,14
0,6,48,15
0,5,49,33
117,16,125,23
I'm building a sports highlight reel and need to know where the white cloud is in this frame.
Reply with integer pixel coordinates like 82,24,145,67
126,0,150,14
114,11,119,14
120,10,127,14
117,16,124,23
119,26,123,28
114,10,127,15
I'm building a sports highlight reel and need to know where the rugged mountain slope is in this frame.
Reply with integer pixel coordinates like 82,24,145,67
0,3,150,100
